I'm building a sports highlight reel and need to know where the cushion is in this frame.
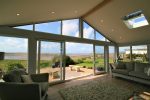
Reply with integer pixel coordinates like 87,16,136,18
3,72,22,82
144,67,150,76
147,67,150,76
3,69,27,82
110,63,117,69
21,75,33,83
134,63,147,73
125,62,134,71
129,71,150,80
3,74,12,82
116,62,126,69
112,69,129,75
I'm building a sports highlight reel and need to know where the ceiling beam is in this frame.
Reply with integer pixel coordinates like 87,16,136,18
81,0,112,18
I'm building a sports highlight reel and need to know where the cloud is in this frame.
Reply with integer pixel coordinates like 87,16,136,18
62,19,79,36
41,42,60,53
66,42,93,54
0,37,27,52
83,27,94,39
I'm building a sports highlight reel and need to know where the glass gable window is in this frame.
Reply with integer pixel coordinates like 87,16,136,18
95,31,105,41
14,25,33,30
83,22,94,39
62,19,79,37
35,21,61,34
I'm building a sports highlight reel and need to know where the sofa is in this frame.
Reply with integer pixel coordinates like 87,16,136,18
110,62,150,85
0,69,49,100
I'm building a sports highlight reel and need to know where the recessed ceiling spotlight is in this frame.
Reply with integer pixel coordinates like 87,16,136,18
51,11,55,14
74,10,78,13
16,13,20,16
100,20,103,23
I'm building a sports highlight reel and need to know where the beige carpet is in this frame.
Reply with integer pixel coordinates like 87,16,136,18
59,79,150,100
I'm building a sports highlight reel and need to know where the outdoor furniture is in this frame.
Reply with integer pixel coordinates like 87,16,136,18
69,65,81,72
49,68,60,79
0,69,49,100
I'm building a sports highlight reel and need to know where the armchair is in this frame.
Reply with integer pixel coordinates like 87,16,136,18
0,70,49,100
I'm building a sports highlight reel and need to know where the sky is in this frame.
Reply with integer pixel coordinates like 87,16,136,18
0,19,132,54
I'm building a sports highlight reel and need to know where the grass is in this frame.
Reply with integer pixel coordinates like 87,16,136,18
0,60,28,71
40,60,52,68
0,58,113,72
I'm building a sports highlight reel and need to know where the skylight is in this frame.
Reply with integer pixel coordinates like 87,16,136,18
123,10,149,29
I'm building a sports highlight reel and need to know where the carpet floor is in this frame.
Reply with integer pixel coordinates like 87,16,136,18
59,78,150,100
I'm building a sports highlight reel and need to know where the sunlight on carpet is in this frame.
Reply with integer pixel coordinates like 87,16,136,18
59,79,150,100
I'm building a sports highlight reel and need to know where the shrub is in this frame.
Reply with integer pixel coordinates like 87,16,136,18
75,59,84,64
6,63,25,72
65,56,75,66
52,55,60,63
40,61,51,68
86,66,93,69
51,55,75,67
96,66,104,71
83,58,93,63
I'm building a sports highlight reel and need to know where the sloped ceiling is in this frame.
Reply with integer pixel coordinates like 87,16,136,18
0,0,150,45
0,0,103,25
83,0,150,45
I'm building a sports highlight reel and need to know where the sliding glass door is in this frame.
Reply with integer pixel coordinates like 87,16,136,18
94,45,105,74
37,41,64,83
65,42,94,80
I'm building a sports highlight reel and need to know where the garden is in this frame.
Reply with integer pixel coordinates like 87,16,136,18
0,55,114,73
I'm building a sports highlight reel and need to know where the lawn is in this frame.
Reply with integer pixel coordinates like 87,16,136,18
0,58,114,72
0,60,28,71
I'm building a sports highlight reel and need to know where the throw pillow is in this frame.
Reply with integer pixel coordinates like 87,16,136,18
126,62,134,71
21,75,33,83
110,63,117,69
134,63,146,73
144,67,149,74
116,62,126,69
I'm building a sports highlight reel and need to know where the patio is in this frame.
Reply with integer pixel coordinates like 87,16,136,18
40,66,94,82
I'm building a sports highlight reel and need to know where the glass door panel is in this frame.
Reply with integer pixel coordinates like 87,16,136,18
95,46,105,74
37,41,63,82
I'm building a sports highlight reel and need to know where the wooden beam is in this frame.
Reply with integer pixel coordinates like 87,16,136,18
82,0,112,18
